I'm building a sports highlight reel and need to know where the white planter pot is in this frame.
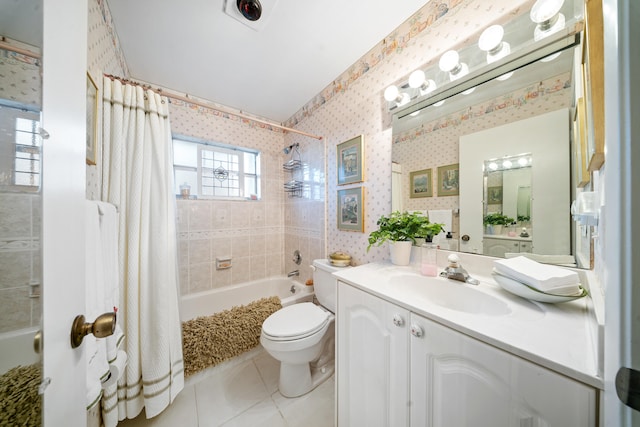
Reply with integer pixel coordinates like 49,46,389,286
389,241,413,266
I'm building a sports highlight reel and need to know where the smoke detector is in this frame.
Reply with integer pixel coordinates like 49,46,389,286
224,0,279,31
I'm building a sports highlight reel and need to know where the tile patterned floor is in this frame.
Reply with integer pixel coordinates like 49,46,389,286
119,347,335,427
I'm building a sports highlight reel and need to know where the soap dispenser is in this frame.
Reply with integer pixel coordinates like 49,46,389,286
445,231,458,251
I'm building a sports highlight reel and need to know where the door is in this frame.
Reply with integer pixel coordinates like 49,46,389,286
603,0,640,424
337,282,409,427
41,0,88,425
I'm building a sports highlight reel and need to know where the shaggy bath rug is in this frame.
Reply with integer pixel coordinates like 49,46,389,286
0,363,42,427
182,296,282,377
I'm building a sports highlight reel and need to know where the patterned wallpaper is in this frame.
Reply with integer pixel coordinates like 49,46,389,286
285,0,536,266
0,48,41,108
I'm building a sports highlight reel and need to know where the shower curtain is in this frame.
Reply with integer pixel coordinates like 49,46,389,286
100,77,184,422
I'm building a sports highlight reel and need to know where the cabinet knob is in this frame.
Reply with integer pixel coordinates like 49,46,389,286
392,314,405,327
410,324,423,338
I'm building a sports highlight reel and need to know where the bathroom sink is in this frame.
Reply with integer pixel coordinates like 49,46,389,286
390,275,512,316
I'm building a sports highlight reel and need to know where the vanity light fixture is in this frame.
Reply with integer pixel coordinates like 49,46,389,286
478,25,513,81
488,162,499,171
502,160,513,169
408,70,437,96
439,50,475,94
384,85,410,108
518,157,529,167
530,0,565,61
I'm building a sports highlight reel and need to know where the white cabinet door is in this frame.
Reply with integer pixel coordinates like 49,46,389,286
410,314,597,427
337,282,410,427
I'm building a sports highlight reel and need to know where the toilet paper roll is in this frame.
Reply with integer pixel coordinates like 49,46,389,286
101,350,128,389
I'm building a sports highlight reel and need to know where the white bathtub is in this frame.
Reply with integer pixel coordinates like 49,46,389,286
180,277,314,321
0,327,41,375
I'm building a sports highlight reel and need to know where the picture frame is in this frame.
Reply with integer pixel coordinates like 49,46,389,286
86,72,98,165
487,186,503,204
409,168,432,198
437,163,459,196
337,187,364,232
337,135,364,185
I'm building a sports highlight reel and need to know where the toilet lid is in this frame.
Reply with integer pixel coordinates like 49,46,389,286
262,302,330,339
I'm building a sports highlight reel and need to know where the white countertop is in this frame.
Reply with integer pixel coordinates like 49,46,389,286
333,256,603,390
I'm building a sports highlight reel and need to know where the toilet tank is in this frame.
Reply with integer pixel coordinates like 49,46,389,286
312,259,349,313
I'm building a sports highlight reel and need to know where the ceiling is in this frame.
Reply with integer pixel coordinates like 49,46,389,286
106,0,430,123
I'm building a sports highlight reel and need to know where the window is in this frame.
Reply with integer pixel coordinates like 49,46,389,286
0,103,41,191
172,135,260,200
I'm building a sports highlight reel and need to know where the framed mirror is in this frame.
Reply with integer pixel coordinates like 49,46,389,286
390,0,592,268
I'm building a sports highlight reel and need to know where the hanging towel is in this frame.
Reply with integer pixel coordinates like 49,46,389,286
427,209,453,244
494,256,580,294
85,201,110,409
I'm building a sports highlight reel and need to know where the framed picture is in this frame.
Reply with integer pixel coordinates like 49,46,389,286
409,169,432,198
337,135,364,185
437,163,459,196
337,187,364,232
487,186,503,204
86,72,98,165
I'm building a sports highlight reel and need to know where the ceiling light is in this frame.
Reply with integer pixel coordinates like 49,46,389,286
237,0,262,21
408,70,437,96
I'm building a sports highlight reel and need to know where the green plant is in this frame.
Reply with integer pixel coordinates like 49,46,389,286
483,212,515,226
517,214,531,223
367,211,444,250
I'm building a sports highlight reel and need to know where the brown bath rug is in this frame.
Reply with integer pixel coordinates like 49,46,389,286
182,296,282,377
0,363,42,427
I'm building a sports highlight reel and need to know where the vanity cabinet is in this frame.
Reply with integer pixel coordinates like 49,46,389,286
483,236,532,258
337,282,597,427
336,282,409,427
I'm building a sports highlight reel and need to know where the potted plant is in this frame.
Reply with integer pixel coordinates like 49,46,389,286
483,212,515,235
367,211,444,265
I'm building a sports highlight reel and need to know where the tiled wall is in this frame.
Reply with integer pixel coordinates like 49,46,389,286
0,193,41,333
0,45,42,333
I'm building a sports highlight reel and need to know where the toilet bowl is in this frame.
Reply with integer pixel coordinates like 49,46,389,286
260,259,346,397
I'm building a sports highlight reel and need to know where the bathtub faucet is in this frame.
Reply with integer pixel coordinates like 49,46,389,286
287,270,300,277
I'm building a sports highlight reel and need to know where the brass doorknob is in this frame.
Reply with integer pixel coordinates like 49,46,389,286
70,312,116,348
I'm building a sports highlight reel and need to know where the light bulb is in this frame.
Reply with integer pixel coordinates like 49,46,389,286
479,25,511,64
489,162,498,171
518,157,529,167
384,85,400,102
502,160,513,169
531,0,566,41
408,70,426,88
439,50,460,73
397,92,410,107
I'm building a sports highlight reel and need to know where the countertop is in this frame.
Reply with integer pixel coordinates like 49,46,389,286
333,255,603,390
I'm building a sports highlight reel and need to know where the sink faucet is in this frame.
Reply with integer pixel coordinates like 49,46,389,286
288,270,300,277
440,254,479,285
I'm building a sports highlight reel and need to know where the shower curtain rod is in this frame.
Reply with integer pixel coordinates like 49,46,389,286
103,73,323,141
0,40,41,59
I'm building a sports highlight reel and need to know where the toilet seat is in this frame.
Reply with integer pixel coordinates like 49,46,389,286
262,302,330,341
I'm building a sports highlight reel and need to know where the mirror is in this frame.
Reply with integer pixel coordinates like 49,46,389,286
391,0,588,267
0,0,44,416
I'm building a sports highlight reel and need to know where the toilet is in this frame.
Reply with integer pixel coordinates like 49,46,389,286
260,259,347,397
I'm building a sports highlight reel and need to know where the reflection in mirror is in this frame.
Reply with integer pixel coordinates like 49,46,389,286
391,2,587,267
0,0,43,423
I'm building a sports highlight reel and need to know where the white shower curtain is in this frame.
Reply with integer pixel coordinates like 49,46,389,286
101,77,184,422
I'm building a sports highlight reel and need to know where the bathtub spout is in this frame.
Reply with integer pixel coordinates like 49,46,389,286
287,270,300,277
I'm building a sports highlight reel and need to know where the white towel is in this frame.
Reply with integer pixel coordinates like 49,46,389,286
427,209,452,244
494,256,580,294
85,202,110,408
